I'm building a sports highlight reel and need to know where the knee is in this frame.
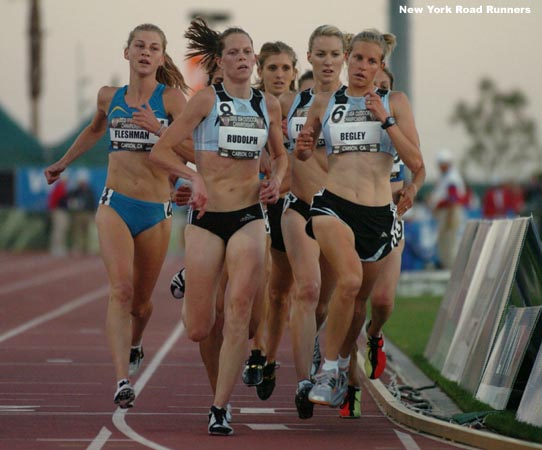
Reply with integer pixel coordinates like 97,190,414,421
371,288,394,311
109,281,133,309
335,272,363,299
184,310,214,342
294,279,320,308
186,324,212,343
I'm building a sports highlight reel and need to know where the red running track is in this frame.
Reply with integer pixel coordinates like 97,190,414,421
0,252,469,450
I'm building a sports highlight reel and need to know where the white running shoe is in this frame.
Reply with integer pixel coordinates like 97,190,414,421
114,379,135,409
308,368,347,407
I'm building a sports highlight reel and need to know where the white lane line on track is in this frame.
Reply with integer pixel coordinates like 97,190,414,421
86,320,185,450
86,427,112,450
0,254,53,273
0,259,102,296
394,429,422,450
0,286,109,344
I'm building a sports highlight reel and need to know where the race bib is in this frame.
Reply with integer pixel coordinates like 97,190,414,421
328,105,380,154
217,100,267,159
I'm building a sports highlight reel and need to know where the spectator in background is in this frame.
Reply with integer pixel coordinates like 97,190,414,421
428,149,467,269
47,175,70,256
523,172,542,235
482,176,524,219
67,172,96,255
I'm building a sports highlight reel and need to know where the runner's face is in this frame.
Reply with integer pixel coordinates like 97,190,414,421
258,53,296,97
218,33,256,82
374,70,391,90
347,41,383,89
125,31,164,75
307,36,345,86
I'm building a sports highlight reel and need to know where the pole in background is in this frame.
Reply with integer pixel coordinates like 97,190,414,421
388,0,411,99
28,0,42,139
388,0,413,183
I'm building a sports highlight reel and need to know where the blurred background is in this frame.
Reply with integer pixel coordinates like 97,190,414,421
0,0,541,268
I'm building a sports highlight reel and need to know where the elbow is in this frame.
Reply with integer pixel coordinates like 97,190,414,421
148,147,165,168
409,156,425,177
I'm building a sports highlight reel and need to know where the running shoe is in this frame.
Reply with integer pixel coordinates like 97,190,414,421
295,379,314,419
308,368,347,407
310,335,321,378
128,346,144,377
242,349,266,386
365,332,386,380
170,268,186,300
208,405,233,436
339,385,361,418
113,379,135,409
256,361,277,400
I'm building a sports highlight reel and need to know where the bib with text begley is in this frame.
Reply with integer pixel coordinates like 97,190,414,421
217,99,267,160
328,104,381,154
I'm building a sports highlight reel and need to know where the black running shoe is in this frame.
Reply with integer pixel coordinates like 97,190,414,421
208,405,233,436
170,268,186,299
256,361,277,400
113,379,135,409
129,346,144,377
242,349,266,386
295,380,314,419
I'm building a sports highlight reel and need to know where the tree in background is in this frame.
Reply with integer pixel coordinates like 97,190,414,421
451,78,541,182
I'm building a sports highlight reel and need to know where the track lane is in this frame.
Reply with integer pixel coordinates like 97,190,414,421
0,252,467,450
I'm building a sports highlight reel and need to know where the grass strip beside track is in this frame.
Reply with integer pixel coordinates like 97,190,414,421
383,295,542,445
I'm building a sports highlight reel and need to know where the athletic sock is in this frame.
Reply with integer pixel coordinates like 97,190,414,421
322,359,338,373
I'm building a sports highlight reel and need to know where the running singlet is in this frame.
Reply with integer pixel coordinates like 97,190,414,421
322,86,396,158
107,83,169,152
390,153,405,182
193,83,269,160
286,88,328,152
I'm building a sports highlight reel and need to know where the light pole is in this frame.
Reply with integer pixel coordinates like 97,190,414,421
388,0,411,98
28,0,42,139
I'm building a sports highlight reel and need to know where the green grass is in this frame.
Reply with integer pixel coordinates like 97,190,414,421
382,295,542,444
